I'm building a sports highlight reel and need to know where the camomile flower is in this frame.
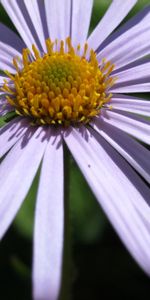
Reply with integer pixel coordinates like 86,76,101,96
0,0,150,299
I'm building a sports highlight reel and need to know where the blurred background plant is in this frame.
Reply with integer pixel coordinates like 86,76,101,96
0,1,150,299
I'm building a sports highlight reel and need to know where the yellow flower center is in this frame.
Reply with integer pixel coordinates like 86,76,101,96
2,38,116,126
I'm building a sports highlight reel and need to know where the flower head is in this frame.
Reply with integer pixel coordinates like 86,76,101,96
3,38,115,125
0,0,150,299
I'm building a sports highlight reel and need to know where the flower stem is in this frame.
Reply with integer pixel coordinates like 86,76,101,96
59,145,72,300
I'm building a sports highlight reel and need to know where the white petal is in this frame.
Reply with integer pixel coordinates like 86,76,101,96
0,22,25,53
0,54,16,73
110,82,150,93
110,61,150,93
87,0,137,51
0,41,23,72
97,5,150,51
0,96,14,115
92,118,150,184
0,106,13,116
0,76,10,84
112,62,150,83
33,133,64,300
36,0,49,40
45,0,71,41
101,109,150,144
0,117,29,158
0,127,49,239
89,124,150,231
24,0,47,52
1,0,41,52
97,7,150,69
110,94,150,117
0,41,21,60
71,0,93,47
64,127,150,275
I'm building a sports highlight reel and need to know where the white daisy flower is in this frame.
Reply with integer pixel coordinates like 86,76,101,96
0,0,150,299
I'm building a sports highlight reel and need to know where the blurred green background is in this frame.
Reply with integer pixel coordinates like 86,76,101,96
0,0,150,299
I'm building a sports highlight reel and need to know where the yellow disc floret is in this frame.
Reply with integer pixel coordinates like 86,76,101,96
2,38,116,126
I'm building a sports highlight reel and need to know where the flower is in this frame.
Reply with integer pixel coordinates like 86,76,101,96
0,0,150,299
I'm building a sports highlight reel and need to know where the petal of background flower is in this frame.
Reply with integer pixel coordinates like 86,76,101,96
64,127,150,276
110,94,150,116
0,117,29,158
45,0,72,41
71,0,93,47
1,0,42,52
101,109,150,144
87,0,137,51
97,7,150,69
0,127,50,239
92,118,150,184
33,133,64,300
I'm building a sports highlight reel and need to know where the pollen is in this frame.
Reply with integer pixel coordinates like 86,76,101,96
2,38,116,126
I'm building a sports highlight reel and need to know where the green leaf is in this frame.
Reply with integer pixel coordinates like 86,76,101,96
0,111,17,128
10,255,30,278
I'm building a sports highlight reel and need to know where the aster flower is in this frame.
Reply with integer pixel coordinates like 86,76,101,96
0,0,150,299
